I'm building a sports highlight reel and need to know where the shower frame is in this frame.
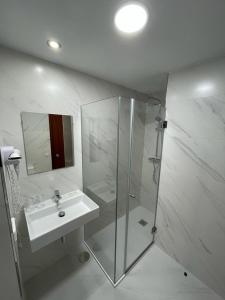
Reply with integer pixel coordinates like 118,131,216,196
81,96,165,286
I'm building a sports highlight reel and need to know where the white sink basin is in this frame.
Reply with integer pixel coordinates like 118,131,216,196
24,190,99,252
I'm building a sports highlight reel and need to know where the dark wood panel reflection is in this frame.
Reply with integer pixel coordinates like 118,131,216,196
49,114,65,169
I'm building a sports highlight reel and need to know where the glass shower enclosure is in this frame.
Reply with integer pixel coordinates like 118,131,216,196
81,96,165,285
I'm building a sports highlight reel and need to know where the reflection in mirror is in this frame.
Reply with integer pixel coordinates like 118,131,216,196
21,112,74,175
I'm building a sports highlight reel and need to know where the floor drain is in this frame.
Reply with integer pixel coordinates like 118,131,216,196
138,219,148,226
78,251,90,263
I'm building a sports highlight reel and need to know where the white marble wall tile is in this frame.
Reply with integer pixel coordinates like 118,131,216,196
157,57,225,299
0,46,147,282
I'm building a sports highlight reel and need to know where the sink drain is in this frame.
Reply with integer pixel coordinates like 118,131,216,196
78,251,90,263
58,211,65,217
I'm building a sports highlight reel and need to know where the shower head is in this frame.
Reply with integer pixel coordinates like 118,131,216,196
8,149,21,178
0,146,22,178
8,149,22,161
148,96,162,105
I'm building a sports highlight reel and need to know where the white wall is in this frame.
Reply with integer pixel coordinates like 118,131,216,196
0,46,147,281
157,57,225,299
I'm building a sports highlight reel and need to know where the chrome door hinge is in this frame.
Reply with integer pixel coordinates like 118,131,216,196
151,226,157,234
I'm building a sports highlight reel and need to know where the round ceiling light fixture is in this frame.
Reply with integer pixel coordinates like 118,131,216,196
47,39,62,50
114,3,148,34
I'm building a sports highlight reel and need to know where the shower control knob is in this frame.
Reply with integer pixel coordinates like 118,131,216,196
162,121,167,129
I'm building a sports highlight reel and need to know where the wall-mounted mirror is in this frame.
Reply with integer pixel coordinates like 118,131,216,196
21,112,74,175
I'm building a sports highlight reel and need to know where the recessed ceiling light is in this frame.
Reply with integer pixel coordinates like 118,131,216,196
47,40,62,50
197,82,214,93
114,3,148,34
35,66,43,73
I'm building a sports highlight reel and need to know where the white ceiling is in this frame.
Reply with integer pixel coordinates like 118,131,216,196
0,0,225,93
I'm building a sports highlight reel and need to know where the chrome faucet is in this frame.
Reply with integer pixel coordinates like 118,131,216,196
54,189,61,209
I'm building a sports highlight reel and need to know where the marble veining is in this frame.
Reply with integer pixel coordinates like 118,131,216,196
158,57,225,299
0,46,147,282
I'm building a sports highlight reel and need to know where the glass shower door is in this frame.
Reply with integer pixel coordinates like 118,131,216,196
124,100,163,271
82,97,119,282
82,96,165,283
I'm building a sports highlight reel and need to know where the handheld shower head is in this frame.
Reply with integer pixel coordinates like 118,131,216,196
0,147,22,178
8,149,22,161
8,149,21,178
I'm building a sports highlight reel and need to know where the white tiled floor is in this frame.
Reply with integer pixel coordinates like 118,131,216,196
25,244,223,300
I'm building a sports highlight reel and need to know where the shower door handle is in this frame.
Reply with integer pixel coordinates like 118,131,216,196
129,194,136,198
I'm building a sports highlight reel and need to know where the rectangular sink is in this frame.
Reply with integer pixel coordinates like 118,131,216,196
24,190,99,252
